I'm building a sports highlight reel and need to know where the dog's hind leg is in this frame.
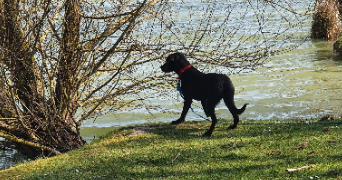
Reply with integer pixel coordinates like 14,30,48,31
201,99,210,117
223,92,248,130
227,114,239,130
171,99,192,125
202,97,221,137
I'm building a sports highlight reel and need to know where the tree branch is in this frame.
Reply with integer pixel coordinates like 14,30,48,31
0,130,61,156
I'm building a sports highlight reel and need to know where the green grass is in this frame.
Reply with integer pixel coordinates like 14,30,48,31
1,120,342,179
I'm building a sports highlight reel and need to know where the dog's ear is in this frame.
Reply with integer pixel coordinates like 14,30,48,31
175,53,186,61
166,55,175,62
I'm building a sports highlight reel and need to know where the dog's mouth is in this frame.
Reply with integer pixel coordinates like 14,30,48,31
160,64,171,73
160,65,166,72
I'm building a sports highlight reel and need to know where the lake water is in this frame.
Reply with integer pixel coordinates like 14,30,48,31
1,0,342,170
80,40,342,141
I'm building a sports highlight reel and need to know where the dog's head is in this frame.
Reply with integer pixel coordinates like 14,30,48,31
161,53,190,74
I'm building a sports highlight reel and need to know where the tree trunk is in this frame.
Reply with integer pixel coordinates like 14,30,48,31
56,0,81,124
0,0,85,158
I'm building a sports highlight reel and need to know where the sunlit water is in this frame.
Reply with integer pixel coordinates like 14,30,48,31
80,40,342,141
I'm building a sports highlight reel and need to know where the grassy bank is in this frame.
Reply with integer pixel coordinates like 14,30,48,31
1,120,342,179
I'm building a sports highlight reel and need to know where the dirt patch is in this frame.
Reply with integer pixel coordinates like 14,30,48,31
128,126,157,137
129,130,147,137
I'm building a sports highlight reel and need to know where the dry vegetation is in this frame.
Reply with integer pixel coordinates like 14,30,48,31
312,0,341,41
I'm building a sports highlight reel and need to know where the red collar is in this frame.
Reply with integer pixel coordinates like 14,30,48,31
178,65,191,79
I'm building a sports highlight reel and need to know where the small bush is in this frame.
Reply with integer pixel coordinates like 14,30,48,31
333,32,342,55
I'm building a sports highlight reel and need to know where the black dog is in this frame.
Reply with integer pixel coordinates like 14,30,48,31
161,53,248,137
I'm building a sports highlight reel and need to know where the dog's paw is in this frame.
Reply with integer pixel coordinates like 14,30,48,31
227,125,237,130
202,132,212,137
171,119,184,125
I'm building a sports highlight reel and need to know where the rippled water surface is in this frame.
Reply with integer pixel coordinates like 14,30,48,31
80,40,342,140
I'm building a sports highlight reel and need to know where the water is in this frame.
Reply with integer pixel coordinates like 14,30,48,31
0,138,28,170
80,40,342,141
2,0,342,170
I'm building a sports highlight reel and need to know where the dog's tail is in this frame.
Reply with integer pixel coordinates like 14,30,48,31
236,103,248,115
225,100,248,115
223,90,248,115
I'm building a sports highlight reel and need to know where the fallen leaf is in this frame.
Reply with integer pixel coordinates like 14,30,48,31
329,170,340,176
295,140,309,150
328,140,336,143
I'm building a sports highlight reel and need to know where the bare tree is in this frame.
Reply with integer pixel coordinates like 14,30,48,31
0,0,312,158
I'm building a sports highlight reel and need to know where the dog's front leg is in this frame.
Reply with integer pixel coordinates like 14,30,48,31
171,99,192,125
202,112,217,137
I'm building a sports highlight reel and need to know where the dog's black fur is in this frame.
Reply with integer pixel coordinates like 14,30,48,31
161,53,248,137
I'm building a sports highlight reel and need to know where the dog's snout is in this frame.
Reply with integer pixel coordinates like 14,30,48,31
160,61,170,72
160,64,167,72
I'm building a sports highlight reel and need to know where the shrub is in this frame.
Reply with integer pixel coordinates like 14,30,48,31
311,0,341,41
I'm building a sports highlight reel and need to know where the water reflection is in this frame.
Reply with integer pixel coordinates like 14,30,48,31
0,138,28,170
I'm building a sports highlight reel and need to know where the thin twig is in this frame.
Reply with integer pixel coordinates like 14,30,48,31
286,165,315,172
171,151,181,164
